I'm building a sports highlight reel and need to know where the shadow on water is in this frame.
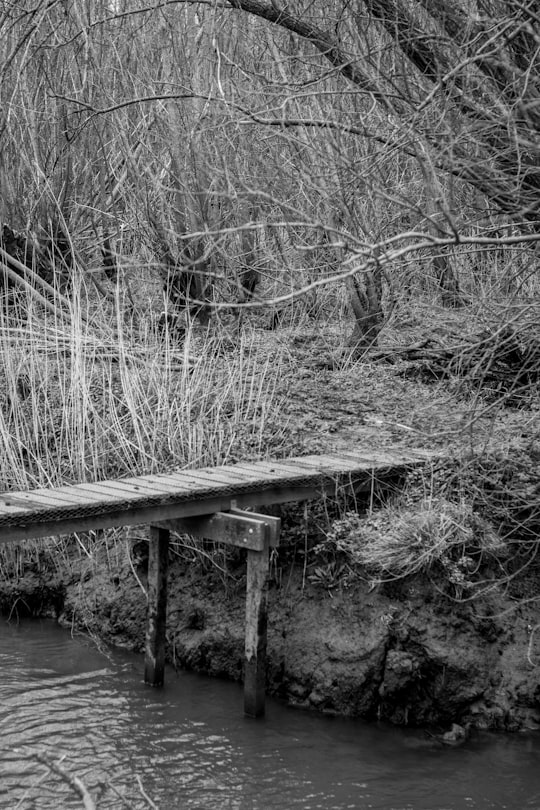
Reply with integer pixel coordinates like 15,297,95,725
1,618,539,809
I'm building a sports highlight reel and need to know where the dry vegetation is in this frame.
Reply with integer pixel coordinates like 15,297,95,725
0,0,539,601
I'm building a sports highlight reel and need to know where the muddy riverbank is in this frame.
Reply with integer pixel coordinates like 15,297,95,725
5,531,539,736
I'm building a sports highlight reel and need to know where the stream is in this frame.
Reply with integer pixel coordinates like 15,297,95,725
1,619,539,809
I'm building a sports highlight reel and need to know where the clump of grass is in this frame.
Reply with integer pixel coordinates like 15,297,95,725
319,499,503,590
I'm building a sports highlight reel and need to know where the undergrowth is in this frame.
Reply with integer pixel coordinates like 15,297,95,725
311,444,540,602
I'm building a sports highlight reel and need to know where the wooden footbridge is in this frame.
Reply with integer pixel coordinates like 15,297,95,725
0,450,434,717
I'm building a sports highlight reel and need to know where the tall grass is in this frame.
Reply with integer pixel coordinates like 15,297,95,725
0,280,288,492
0,269,293,587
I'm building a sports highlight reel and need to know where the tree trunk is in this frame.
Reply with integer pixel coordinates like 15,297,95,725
347,263,384,356
420,159,463,308
238,206,260,303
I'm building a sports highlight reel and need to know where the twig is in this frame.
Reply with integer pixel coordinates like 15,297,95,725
34,752,97,810
106,782,134,807
136,775,159,809
0,247,74,318
106,774,159,808
13,763,49,809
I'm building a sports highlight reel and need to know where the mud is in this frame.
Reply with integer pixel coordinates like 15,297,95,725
19,545,535,735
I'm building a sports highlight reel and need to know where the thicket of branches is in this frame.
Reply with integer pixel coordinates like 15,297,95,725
0,0,538,495
1,0,538,333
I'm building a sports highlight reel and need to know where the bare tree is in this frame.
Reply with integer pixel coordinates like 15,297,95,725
0,0,537,349
219,0,538,346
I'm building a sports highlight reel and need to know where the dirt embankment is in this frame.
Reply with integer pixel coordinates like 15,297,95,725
13,540,532,736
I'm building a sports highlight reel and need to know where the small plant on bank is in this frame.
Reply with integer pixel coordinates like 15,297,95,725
308,560,352,592
315,497,505,598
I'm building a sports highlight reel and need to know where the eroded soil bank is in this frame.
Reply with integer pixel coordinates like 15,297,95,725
7,537,538,737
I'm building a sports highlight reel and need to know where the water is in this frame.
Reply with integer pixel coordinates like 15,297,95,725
1,620,539,810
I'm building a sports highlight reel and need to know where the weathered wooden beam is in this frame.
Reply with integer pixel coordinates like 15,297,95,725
244,518,280,718
230,508,281,547
144,525,169,687
162,511,269,550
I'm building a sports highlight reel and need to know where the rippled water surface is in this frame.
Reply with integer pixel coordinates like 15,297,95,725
1,619,540,809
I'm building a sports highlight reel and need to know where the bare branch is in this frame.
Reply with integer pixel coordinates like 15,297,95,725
34,753,96,810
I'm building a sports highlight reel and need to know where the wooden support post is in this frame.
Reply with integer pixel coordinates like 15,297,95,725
160,508,281,716
244,544,269,718
144,525,169,686
244,517,280,718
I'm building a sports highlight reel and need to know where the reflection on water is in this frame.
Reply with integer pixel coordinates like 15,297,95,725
0,619,539,809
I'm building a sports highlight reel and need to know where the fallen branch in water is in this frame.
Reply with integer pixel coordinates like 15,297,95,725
34,752,96,810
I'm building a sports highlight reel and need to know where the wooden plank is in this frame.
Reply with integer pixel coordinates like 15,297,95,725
223,459,355,498
131,473,230,496
231,459,313,474
261,452,426,483
76,478,211,504
325,451,373,463
144,525,169,687
29,483,132,506
219,461,312,484
121,473,204,495
34,481,125,500
196,465,256,480
62,480,154,502
39,476,219,509
0,488,102,512
87,479,175,498
177,467,259,487
165,511,268,551
231,508,282,547
39,478,184,507
341,449,432,466
163,465,302,495
227,455,383,480
126,468,254,499
0,494,60,514
283,454,367,472
243,455,331,472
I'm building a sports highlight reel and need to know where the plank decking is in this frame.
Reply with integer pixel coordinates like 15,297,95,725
0,449,435,543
